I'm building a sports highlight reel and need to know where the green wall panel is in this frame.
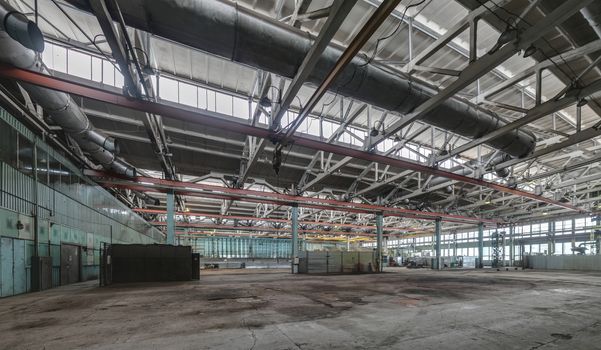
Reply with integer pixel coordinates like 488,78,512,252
0,105,164,297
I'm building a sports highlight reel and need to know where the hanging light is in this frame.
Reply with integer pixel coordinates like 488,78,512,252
523,44,537,58
370,127,379,137
489,24,517,54
272,144,282,174
259,96,272,108
577,98,588,107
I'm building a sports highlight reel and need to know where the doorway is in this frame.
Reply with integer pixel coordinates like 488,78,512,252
60,244,81,285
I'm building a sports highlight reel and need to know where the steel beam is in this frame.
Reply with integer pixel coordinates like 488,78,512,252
434,218,441,270
133,208,423,232
280,0,402,139
524,152,601,182
291,204,299,273
297,104,367,191
86,171,498,224
0,64,583,212
376,212,383,272
439,78,601,163
471,39,601,104
403,0,512,74
346,124,430,196
90,1,180,207
240,0,355,202
271,0,357,130
155,222,395,237
89,0,137,93
301,155,353,191
372,0,594,145
494,126,601,170
477,222,484,268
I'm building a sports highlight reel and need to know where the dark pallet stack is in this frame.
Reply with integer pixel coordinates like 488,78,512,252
101,244,200,285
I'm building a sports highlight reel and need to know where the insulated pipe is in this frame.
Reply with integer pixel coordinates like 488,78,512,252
581,2,601,39
67,0,536,159
0,3,44,52
0,2,134,177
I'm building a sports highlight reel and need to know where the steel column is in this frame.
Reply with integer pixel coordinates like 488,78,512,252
593,214,601,255
376,212,383,272
509,224,514,267
291,204,299,273
434,218,441,270
548,221,555,255
478,222,484,268
166,191,175,244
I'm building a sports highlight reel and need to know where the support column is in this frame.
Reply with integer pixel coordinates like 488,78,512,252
434,218,441,270
291,204,299,273
453,232,457,258
478,222,484,268
166,191,175,245
376,212,383,272
547,221,555,255
31,142,41,292
509,224,515,267
593,214,601,255
571,218,576,254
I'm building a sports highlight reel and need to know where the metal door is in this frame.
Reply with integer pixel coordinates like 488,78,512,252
1,237,13,297
60,244,80,285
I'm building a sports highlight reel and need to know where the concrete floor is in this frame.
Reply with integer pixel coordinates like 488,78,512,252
1,268,601,349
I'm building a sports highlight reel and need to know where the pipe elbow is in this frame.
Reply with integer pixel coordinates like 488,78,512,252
2,9,44,52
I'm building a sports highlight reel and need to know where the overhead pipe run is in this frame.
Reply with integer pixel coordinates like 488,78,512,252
0,3,44,52
581,2,601,39
67,0,536,161
0,1,135,177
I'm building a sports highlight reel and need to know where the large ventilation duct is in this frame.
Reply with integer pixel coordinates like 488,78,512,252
0,2,135,177
581,2,601,39
67,0,536,159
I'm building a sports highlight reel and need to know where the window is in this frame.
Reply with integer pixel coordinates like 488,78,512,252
232,97,248,119
159,77,178,102
102,60,115,86
322,120,336,140
178,81,198,107
198,87,208,109
67,50,91,79
91,57,102,82
306,117,320,136
207,90,216,111
215,92,232,115
51,44,67,73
